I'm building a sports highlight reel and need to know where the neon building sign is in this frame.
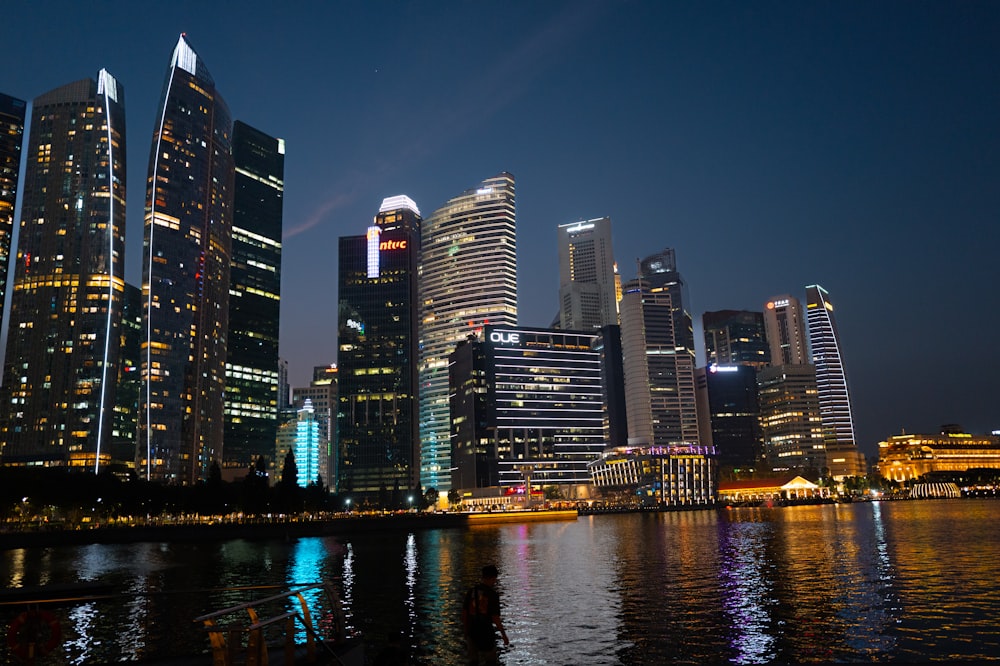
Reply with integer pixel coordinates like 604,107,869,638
366,226,381,278
489,331,521,345
379,239,407,250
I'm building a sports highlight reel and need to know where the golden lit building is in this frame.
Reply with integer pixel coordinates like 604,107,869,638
876,430,1000,482
717,475,828,502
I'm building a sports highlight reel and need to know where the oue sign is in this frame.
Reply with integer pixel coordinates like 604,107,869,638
490,331,520,345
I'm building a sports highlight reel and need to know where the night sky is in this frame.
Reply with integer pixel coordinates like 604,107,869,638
3,2,998,458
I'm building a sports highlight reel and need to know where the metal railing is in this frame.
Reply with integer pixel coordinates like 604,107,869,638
193,582,347,666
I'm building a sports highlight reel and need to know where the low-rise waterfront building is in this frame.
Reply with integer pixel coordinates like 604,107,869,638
876,428,1000,482
588,444,716,507
717,475,828,502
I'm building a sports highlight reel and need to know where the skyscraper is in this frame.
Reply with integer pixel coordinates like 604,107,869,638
763,295,808,366
0,73,126,470
275,399,324,488
557,217,618,330
449,326,607,496
223,121,284,475
619,249,700,447
112,283,142,465
696,364,762,471
702,310,770,368
292,364,337,485
418,173,516,493
337,196,421,500
757,363,826,473
139,35,234,484
805,284,864,479
637,248,696,355
0,93,26,325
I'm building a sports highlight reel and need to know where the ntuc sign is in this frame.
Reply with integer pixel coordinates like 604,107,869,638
489,331,520,345
379,239,407,251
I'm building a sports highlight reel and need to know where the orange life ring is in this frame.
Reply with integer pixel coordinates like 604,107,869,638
6,609,62,661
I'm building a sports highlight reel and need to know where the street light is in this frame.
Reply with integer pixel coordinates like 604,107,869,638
344,498,351,513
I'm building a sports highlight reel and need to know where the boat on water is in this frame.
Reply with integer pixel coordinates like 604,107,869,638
463,508,579,524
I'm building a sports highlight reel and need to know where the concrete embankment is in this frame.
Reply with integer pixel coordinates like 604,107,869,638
1,509,579,550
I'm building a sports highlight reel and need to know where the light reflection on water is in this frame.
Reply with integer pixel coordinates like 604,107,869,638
3,500,1000,664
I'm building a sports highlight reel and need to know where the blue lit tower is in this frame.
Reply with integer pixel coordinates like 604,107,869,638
223,121,285,475
139,35,234,484
418,173,517,494
805,284,864,479
0,73,126,470
337,196,421,501
276,399,323,488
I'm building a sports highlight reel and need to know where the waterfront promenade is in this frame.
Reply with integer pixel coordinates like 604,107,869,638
1,509,579,550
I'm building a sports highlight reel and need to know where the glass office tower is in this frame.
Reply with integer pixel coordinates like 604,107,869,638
112,283,142,465
619,249,700,448
223,121,284,474
140,35,234,484
805,284,864,479
0,92,26,327
337,197,421,502
0,73,126,470
449,326,607,495
763,295,808,366
418,173,517,494
702,309,770,368
557,216,618,330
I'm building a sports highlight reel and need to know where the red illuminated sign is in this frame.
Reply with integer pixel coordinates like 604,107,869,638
379,239,408,251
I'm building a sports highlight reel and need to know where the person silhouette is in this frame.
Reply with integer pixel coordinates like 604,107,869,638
461,564,509,665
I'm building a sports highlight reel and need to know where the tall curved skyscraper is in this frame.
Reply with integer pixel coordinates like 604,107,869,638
418,173,516,493
140,35,234,484
0,72,126,471
805,284,863,479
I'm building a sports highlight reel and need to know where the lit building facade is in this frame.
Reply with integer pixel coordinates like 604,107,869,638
418,173,517,493
763,295,808,366
876,428,1000,482
140,35,234,484
702,309,770,369
588,444,716,507
805,284,864,479
448,326,607,496
757,364,826,474
697,364,762,472
275,399,324,488
0,92,26,327
292,364,337,485
337,196,421,499
0,73,126,471
223,121,284,474
619,251,700,448
557,217,618,330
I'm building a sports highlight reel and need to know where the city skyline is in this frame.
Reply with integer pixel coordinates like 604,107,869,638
1,3,998,460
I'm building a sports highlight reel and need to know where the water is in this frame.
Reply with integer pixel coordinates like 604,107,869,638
3,499,1000,664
